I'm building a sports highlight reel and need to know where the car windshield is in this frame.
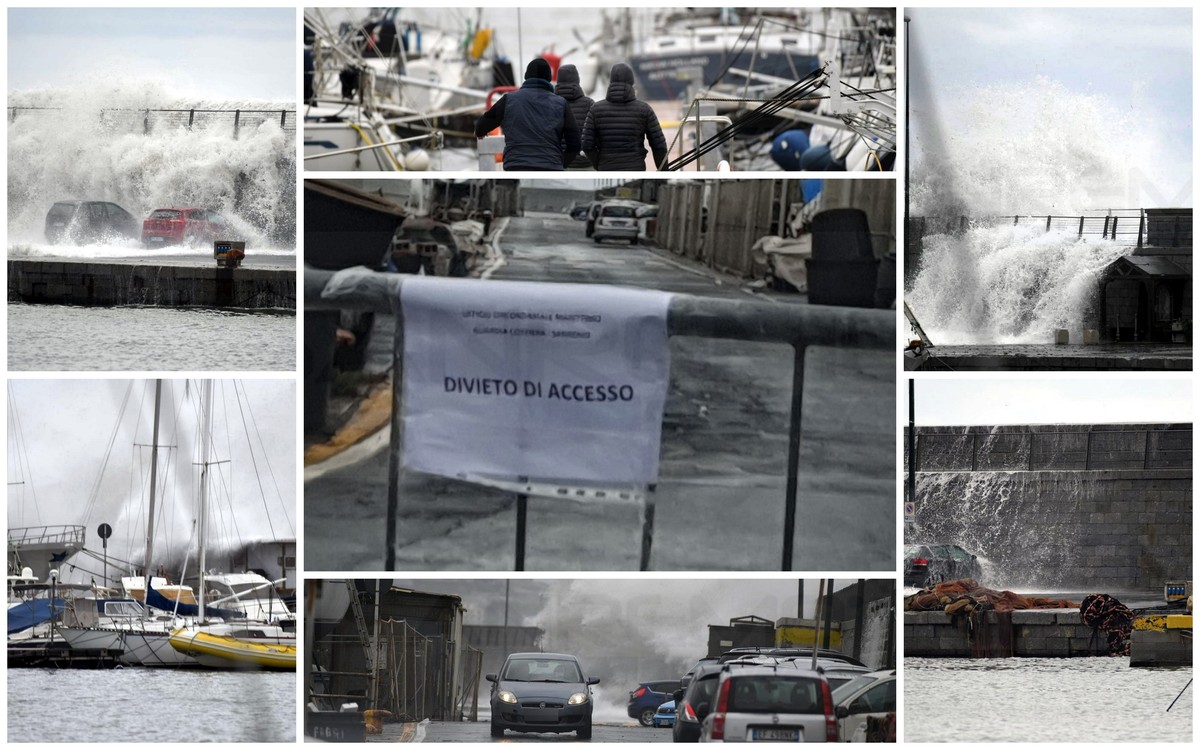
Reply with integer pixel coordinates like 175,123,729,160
725,675,823,714
831,673,881,705
150,209,182,219
502,657,583,683
601,206,635,218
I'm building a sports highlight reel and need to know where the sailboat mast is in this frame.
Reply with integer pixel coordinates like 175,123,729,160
142,379,163,589
197,380,214,621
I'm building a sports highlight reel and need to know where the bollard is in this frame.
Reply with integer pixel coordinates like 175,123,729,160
1082,329,1099,345
1054,329,1069,345
477,135,504,171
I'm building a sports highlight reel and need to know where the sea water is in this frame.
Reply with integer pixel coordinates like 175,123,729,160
9,304,295,371
906,76,1183,345
7,668,295,742
905,657,1192,742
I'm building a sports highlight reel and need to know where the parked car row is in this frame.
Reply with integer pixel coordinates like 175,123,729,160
44,200,235,247
631,647,894,742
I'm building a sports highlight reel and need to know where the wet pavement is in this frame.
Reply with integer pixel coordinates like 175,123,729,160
918,343,1191,370
305,212,894,572
368,719,669,743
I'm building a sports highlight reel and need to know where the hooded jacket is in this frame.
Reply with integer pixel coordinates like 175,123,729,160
581,63,668,171
475,71,580,170
554,64,595,169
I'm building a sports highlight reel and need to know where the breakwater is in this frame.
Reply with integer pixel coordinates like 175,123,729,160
9,259,295,310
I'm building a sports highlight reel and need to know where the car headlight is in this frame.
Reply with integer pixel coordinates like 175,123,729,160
567,692,589,705
497,691,518,704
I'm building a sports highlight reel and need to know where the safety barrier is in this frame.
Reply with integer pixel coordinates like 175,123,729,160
305,267,893,571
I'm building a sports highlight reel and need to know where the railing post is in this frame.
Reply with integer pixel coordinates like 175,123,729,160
1144,430,1152,470
514,494,527,571
1013,215,1019,226
1045,215,1051,232
1102,216,1110,239
234,109,241,139
1078,216,1084,238
1111,216,1119,240
188,109,195,129
385,305,405,571
781,345,806,571
1085,430,1093,470
281,109,287,129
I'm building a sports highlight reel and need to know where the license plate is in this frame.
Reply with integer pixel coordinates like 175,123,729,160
751,728,800,741
150,236,164,242
521,708,557,723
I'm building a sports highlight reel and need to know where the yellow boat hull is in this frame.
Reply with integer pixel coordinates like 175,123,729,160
169,629,296,671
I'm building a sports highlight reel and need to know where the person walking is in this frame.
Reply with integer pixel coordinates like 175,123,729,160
474,57,580,171
554,64,594,170
581,63,668,171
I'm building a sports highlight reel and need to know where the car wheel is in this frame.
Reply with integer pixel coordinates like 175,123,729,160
639,708,656,727
577,721,592,740
489,718,504,738
594,237,603,244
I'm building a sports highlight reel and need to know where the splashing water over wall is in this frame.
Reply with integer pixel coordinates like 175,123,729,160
913,471,1089,590
906,223,1130,344
7,79,296,249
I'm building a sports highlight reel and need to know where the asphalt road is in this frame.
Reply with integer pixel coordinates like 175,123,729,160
305,212,895,571
421,720,670,743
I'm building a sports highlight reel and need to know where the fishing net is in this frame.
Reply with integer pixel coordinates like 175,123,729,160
1079,593,1133,657
904,579,1078,614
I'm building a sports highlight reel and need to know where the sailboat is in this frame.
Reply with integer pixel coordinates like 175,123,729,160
167,380,296,671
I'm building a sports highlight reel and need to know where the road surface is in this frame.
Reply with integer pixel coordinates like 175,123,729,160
305,212,894,571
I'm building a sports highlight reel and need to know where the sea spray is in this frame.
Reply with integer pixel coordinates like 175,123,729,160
906,223,1129,344
7,78,295,248
530,580,798,722
911,77,1160,216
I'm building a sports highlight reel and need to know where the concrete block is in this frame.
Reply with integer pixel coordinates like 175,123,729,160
1082,329,1100,345
1054,329,1070,344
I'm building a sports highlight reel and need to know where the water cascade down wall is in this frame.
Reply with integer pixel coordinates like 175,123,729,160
904,423,1191,590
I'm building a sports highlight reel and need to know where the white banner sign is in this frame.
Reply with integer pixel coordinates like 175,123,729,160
400,277,672,485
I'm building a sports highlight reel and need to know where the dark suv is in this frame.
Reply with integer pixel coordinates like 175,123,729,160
627,679,681,727
45,201,138,244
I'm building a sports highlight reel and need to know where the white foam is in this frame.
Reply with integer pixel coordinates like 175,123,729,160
8,78,295,248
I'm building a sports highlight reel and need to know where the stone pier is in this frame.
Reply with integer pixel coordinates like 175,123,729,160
8,259,295,310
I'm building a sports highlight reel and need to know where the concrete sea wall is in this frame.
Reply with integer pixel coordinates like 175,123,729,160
905,424,1192,590
9,259,295,310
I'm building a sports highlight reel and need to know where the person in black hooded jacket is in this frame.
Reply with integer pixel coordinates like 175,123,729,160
582,63,668,171
474,57,580,170
554,64,594,170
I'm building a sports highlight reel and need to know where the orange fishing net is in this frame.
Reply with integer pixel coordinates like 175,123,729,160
904,579,1078,613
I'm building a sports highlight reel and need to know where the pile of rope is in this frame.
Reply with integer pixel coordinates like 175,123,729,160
661,66,830,172
904,579,1078,615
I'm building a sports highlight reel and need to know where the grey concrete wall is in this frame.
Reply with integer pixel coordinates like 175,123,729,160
904,424,1192,591
904,610,1094,658
9,259,295,310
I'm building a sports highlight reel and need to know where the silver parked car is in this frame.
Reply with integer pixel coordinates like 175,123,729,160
832,669,896,741
592,200,642,245
699,665,836,742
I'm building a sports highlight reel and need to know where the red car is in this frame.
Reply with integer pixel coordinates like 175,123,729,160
141,208,231,246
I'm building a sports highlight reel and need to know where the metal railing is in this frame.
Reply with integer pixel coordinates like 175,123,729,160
8,107,296,137
909,210,1193,249
306,267,892,571
904,427,1193,473
7,525,86,547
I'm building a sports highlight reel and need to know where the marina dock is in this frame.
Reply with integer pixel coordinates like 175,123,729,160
8,259,296,310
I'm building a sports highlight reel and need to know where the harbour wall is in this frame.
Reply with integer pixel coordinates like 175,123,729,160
8,259,295,310
904,424,1192,590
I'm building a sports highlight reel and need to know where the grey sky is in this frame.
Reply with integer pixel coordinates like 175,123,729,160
908,7,1192,209
8,379,296,582
912,378,1192,426
8,8,295,101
